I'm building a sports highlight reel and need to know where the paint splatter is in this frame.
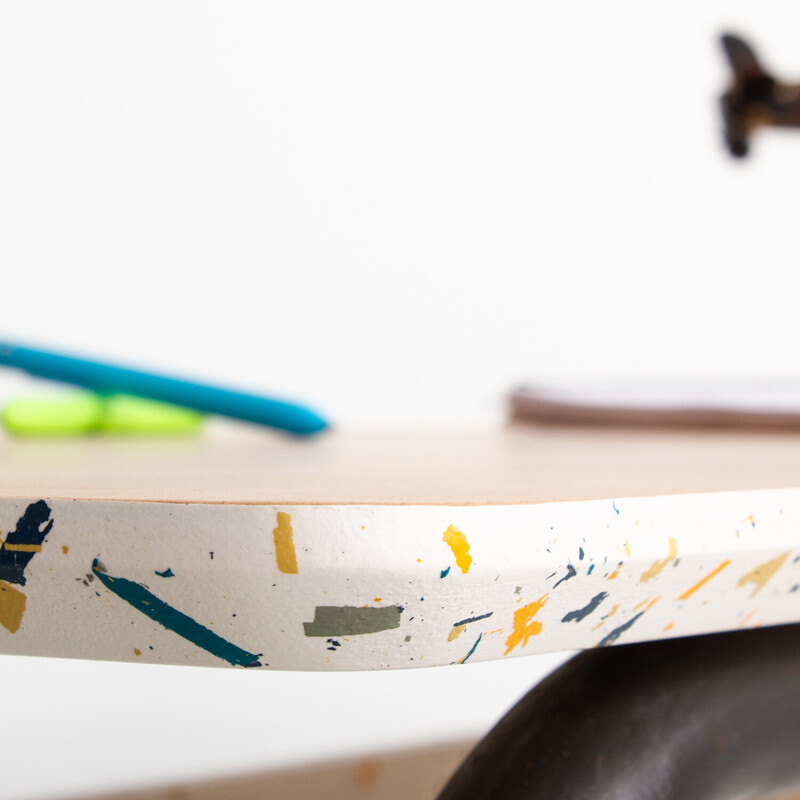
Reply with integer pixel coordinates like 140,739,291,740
0,580,27,633
133,648,142,656
273,511,299,574
504,595,548,655
552,564,577,590
677,560,731,601
91,560,261,667
303,605,403,636
578,547,585,560
598,611,644,647
738,551,790,597
612,501,620,515
587,564,595,575
453,612,493,626
459,633,482,664
442,525,472,574
561,591,608,624
624,540,631,557
640,538,678,583
440,566,451,579
61,546,69,555
155,568,175,578
449,624,466,641
0,500,53,586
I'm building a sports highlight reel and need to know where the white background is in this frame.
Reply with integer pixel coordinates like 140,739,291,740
1,2,800,798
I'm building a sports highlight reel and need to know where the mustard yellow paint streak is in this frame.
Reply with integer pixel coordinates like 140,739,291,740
504,594,548,655
134,648,142,656
677,560,731,601
0,580,26,634
592,603,619,631
443,525,472,574
273,512,299,574
449,624,466,642
738,608,759,629
640,538,678,584
61,545,69,555
738,551,790,597
634,597,650,611
624,540,631,557
2,543,42,553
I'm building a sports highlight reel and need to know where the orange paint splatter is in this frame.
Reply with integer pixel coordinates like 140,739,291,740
374,597,382,603
677,560,731,601
504,594,548,655
607,569,621,580
663,622,675,632
738,608,759,629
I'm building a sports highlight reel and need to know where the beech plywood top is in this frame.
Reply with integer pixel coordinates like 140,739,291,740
1,423,799,505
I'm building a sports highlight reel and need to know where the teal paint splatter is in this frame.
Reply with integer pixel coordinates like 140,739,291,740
440,566,451,578
587,564,595,575
460,633,482,664
91,559,261,668
155,568,175,578
612,501,620,515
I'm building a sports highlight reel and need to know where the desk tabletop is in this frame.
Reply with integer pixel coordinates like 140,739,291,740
2,423,800,504
0,424,799,671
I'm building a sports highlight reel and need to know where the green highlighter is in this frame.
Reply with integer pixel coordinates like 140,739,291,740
2,392,205,436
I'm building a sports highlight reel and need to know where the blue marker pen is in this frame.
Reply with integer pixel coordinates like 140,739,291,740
0,342,328,436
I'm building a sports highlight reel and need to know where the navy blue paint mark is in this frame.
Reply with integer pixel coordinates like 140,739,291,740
553,564,577,590
0,500,53,586
578,547,585,561
155,568,175,578
460,633,482,664
587,564,595,575
612,501,620,515
453,612,493,627
561,592,608,624
440,566,451,578
91,559,262,668
597,612,644,647
790,584,799,594
546,571,556,580
794,555,800,564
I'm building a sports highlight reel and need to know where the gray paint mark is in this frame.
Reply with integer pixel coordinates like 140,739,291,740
597,611,644,647
553,564,577,590
561,591,608,624
304,605,403,637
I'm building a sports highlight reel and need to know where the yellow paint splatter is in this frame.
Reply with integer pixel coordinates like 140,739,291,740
449,624,466,641
640,538,678,584
677,560,731,601
592,603,619,631
2,544,42,553
624,540,631,557
133,648,142,656
663,622,674,632
443,525,472,574
0,580,26,634
61,545,69,555
738,551,790,597
273,512,299,574
504,594,548,655
645,596,660,612
633,597,650,611
607,568,621,580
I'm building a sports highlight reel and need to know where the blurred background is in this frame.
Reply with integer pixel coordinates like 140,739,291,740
1,1,799,797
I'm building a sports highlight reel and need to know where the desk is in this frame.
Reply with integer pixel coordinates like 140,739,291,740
1,423,799,671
